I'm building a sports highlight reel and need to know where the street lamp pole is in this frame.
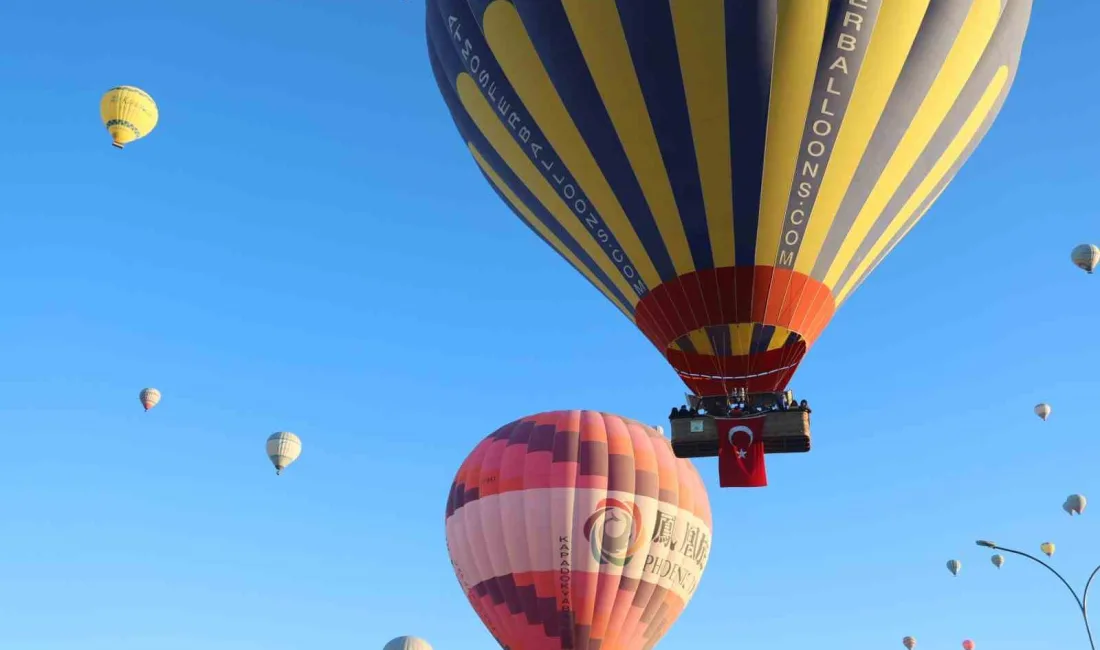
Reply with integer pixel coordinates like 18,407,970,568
975,540,1100,650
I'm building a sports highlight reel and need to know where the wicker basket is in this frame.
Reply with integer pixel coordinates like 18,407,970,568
670,410,811,458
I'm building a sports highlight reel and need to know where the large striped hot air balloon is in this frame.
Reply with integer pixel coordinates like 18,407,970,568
426,0,1032,397
445,410,712,650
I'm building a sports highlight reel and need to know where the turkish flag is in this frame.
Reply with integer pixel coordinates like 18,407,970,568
717,416,768,488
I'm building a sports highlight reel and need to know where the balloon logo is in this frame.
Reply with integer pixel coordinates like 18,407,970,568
583,498,645,567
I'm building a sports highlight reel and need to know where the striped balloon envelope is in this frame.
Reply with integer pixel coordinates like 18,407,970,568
445,411,712,650
426,0,1032,396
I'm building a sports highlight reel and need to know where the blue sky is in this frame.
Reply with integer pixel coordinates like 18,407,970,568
1,2,1099,649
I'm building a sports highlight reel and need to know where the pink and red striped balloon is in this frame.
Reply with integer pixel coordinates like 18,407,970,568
445,410,713,650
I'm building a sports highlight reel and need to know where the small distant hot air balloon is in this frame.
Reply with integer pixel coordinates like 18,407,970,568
903,636,917,650
1071,244,1100,274
947,559,962,576
1034,403,1052,421
1041,542,1055,557
383,637,432,650
266,432,301,475
1064,494,1087,516
100,86,158,149
138,387,161,412
962,640,975,650
991,554,1004,569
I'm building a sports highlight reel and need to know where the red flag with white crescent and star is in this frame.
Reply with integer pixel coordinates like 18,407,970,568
717,416,768,488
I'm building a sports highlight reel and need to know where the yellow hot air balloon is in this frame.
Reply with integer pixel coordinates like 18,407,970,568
100,86,159,149
1040,542,1055,557
991,554,1004,568
426,0,1032,402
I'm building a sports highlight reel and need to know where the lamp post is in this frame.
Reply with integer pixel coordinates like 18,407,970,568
974,539,1099,650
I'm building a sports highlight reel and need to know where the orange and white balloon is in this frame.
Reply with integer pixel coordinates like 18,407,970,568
139,387,161,412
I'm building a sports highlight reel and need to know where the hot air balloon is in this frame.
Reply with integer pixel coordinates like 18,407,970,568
947,559,962,576
1071,244,1100,274
139,387,161,412
962,640,975,650
426,0,1033,470
383,637,432,650
446,410,712,650
991,554,1004,568
1040,542,1055,557
903,636,917,650
100,86,159,149
1064,494,1087,516
266,432,301,475
1034,403,1051,421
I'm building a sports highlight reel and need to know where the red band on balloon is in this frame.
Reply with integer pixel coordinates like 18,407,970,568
633,266,836,393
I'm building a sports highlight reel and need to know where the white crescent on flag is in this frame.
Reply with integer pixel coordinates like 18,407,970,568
728,425,753,448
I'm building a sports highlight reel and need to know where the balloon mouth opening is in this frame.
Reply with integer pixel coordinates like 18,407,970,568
675,361,802,383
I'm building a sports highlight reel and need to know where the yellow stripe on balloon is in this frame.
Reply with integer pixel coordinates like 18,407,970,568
482,1,664,290
822,0,1002,290
470,144,636,322
562,0,696,277
793,0,931,276
457,73,642,305
837,65,1008,303
754,0,829,267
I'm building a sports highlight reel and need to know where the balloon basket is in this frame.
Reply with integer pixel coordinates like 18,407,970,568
670,410,811,458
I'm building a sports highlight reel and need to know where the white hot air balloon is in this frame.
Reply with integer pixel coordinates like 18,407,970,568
139,387,161,412
1071,244,1100,274
383,637,432,650
1064,494,1087,516
266,432,301,475
1034,403,1051,421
